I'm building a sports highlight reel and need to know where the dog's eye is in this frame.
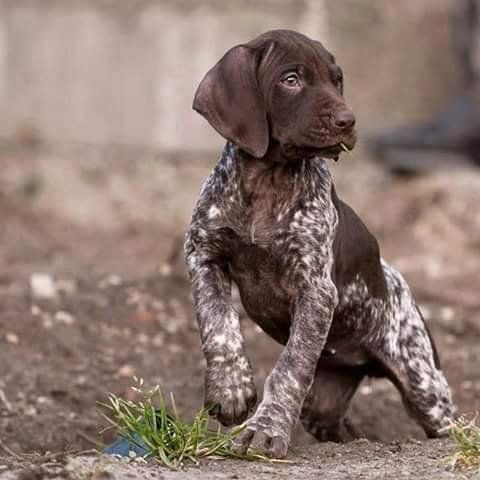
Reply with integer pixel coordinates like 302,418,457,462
335,70,343,88
281,73,300,87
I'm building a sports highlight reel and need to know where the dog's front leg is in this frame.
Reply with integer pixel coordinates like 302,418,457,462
234,282,338,458
185,240,257,427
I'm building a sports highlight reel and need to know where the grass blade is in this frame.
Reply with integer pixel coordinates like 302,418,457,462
99,382,289,468
445,415,480,471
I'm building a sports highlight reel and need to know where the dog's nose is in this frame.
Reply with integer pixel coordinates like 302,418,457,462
333,109,356,130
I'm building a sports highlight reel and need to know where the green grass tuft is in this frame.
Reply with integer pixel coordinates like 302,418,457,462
98,379,286,468
446,415,480,472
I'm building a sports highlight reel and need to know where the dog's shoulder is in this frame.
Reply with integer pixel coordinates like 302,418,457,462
185,144,240,259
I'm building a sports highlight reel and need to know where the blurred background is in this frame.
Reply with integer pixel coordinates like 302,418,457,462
0,0,479,458
0,0,462,251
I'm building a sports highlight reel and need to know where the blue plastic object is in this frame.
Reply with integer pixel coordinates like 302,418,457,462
103,433,150,457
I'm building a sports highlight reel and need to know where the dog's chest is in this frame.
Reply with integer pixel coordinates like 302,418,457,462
229,204,292,279
199,150,340,340
227,230,293,344
208,200,296,340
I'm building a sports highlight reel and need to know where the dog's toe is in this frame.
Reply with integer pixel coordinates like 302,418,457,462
233,426,289,458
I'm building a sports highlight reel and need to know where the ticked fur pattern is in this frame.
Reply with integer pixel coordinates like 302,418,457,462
185,143,453,457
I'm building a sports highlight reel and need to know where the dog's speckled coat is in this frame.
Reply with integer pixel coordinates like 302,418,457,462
185,30,453,458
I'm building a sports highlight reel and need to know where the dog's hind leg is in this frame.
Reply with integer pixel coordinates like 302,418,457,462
372,322,454,438
300,365,365,442
370,262,454,438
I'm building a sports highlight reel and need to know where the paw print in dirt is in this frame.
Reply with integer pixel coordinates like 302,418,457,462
232,405,290,458
204,354,257,427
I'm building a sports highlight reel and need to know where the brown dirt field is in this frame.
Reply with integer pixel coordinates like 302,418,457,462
0,146,479,479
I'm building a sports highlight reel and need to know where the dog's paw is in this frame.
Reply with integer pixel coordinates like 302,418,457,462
232,407,290,458
204,355,257,427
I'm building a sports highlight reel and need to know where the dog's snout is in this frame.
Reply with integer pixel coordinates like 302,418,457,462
333,109,356,131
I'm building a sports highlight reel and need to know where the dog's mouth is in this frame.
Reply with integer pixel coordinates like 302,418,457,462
317,142,352,158
281,136,356,161
295,140,355,162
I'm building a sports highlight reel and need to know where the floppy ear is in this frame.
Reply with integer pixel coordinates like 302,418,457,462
193,45,269,158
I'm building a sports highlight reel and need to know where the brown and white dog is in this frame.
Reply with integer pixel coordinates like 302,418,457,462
185,30,453,458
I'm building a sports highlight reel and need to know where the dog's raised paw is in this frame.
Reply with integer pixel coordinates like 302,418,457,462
204,355,257,426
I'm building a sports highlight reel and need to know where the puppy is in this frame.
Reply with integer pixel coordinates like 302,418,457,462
185,30,453,458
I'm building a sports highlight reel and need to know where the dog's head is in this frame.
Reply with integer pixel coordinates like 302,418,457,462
193,29,356,160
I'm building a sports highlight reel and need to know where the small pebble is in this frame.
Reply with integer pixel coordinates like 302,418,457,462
159,263,172,277
24,405,37,416
440,306,455,322
118,365,135,377
137,333,149,344
30,273,57,299
5,332,19,344
99,274,123,289
75,375,88,386
55,310,75,325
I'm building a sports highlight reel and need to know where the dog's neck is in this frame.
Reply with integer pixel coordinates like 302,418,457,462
225,142,331,213
235,143,306,199
241,140,321,164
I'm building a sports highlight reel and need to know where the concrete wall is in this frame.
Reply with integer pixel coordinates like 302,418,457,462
0,0,328,152
0,0,460,235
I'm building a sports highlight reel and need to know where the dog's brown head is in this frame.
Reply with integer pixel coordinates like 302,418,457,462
193,29,356,160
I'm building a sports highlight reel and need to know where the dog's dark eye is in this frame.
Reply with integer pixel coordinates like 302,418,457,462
281,73,300,87
334,70,343,89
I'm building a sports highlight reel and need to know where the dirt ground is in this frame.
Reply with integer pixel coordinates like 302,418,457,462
0,145,480,479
